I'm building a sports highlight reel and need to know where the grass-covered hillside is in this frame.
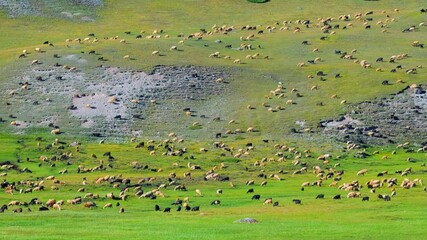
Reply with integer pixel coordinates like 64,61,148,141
0,1,426,239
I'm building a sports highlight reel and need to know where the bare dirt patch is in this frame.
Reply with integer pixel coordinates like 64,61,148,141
1,61,228,140
319,85,427,146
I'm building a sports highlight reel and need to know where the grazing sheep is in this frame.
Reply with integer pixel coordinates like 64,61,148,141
103,203,113,208
233,59,241,64
83,201,96,208
316,194,325,199
252,194,261,200
191,206,200,211
52,204,61,211
347,192,361,198
357,169,368,176
151,51,160,56
333,194,341,200
13,208,23,213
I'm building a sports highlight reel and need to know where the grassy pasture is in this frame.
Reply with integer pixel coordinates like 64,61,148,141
0,0,426,140
0,0,426,239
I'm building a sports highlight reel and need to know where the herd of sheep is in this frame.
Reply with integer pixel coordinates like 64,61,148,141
1,6,426,215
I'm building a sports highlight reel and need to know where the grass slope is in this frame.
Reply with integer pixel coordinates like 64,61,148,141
0,1,426,239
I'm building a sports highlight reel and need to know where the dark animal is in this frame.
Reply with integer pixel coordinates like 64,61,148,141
191,206,200,211
333,194,341,200
378,194,391,201
176,206,182,211
273,201,279,207
302,40,309,45
39,206,49,211
0,204,7,213
292,199,301,204
164,207,171,213
136,35,142,39
362,196,369,201
316,194,325,199
252,194,261,200
247,188,254,193
376,57,383,62
155,204,160,211
382,80,390,85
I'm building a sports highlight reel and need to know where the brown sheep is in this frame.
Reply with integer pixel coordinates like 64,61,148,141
83,201,96,208
347,192,361,198
357,169,368,176
46,199,56,207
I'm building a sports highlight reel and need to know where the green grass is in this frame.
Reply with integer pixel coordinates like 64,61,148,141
0,0,426,239
0,134,426,239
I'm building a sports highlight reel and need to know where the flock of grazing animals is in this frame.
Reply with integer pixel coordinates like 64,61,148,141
0,128,425,214
9,7,425,136
1,7,426,215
